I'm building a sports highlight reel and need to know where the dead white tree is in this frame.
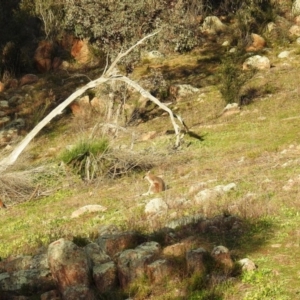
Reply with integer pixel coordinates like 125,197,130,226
0,32,188,173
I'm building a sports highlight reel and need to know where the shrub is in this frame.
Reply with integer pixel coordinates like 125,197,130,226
60,138,110,181
219,54,256,105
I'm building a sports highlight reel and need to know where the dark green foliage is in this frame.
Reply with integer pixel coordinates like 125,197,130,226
63,0,205,63
219,54,256,105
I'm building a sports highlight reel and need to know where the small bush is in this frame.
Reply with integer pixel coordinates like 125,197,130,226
219,54,256,105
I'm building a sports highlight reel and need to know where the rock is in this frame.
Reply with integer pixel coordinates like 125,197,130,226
146,259,173,283
186,248,207,274
47,238,95,299
0,100,9,108
289,24,300,36
93,261,117,293
145,198,168,215
71,205,107,218
245,33,266,52
163,243,187,257
242,55,270,70
166,214,204,229
169,84,200,102
96,231,139,257
238,258,257,271
34,41,53,73
71,39,91,64
201,16,227,35
8,95,23,107
194,188,218,203
140,131,157,141
141,50,164,60
292,0,300,16
97,224,121,236
117,241,161,287
19,74,39,86
278,50,292,58
211,246,233,270
0,117,11,126
0,254,55,295
84,243,111,267
0,81,4,92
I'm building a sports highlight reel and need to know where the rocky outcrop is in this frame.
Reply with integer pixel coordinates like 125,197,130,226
0,216,253,299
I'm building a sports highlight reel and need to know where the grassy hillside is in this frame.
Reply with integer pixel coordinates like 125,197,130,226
1,44,300,299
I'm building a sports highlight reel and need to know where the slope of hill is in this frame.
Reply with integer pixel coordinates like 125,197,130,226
1,14,300,300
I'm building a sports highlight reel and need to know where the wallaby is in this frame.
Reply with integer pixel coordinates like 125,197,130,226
0,199,7,208
142,171,166,195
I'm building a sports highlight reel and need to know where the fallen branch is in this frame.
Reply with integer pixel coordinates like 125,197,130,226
0,31,187,173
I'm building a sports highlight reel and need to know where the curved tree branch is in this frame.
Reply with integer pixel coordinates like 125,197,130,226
0,30,186,173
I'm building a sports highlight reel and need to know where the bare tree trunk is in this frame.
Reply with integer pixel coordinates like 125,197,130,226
0,31,187,173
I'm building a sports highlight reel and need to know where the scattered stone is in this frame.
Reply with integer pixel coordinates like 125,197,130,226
246,33,266,52
169,84,200,102
201,16,228,35
71,39,92,64
278,50,292,58
289,24,300,36
141,50,164,60
242,55,271,70
71,205,107,218
145,198,168,215
238,258,257,271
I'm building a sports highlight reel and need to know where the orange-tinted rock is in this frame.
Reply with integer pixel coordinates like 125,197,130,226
19,74,39,86
246,33,266,52
0,82,4,92
34,41,53,72
71,39,91,64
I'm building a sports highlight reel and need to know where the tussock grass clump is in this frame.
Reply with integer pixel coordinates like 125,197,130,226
59,138,163,180
60,138,110,181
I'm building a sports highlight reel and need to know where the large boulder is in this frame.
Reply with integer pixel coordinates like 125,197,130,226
47,239,95,300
